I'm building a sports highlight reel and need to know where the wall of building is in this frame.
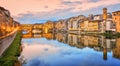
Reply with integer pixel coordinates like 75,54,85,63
0,7,20,37
112,11,120,32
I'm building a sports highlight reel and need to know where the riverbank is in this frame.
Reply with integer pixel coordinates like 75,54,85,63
68,31,120,38
0,29,18,56
101,32,120,38
0,31,22,66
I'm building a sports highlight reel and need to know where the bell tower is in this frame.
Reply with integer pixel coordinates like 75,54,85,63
103,8,107,20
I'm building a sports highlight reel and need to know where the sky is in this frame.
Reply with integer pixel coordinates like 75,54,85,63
0,0,120,24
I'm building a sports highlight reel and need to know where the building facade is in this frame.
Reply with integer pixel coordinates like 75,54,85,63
43,21,54,33
0,6,20,37
93,15,102,20
55,19,67,32
105,19,116,32
68,17,78,31
112,11,120,32
81,20,100,32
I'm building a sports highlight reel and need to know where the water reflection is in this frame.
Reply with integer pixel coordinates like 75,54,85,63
20,32,120,66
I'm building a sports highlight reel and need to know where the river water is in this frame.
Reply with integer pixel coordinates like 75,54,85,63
19,33,120,66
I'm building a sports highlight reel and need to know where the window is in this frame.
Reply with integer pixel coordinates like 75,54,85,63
113,13,116,16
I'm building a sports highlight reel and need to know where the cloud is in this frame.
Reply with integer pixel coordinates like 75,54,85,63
44,6,49,8
13,8,74,24
62,1,73,5
61,0,120,12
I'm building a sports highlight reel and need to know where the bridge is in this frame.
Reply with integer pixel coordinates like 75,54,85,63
21,21,55,34
21,24,33,33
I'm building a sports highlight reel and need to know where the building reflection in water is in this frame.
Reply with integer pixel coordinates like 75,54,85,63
22,32,120,60
113,38,120,59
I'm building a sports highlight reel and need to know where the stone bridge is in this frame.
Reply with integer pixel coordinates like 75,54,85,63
21,22,55,34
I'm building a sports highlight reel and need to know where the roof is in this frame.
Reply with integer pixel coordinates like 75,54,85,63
94,14,102,16
89,20,102,22
112,10,120,13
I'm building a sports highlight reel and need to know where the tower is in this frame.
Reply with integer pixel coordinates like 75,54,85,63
103,8,107,20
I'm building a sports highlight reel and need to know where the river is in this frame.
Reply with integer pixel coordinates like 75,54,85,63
19,32,120,66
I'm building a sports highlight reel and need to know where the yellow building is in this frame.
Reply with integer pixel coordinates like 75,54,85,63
82,20,99,32
43,21,54,33
84,20,89,31
80,21,84,31
88,20,99,32
112,11,120,32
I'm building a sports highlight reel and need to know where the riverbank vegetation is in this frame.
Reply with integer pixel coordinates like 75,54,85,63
102,32,120,39
0,31,22,66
